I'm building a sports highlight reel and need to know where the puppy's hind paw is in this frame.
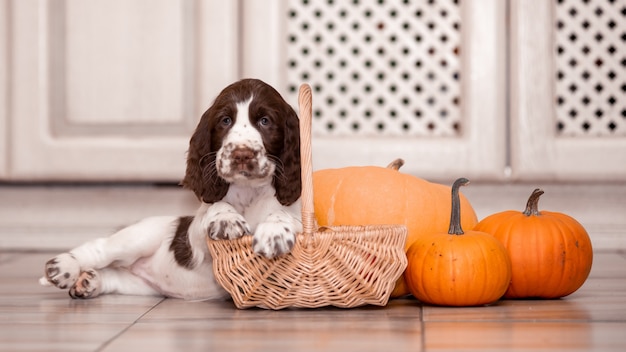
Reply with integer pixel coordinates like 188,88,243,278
69,270,102,299
44,253,81,290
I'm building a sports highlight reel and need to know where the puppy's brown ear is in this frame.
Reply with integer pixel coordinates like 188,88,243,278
182,110,229,203
273,104,302,206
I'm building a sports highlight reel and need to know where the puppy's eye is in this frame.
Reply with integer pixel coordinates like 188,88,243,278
258,117,270,127
220,116,232,126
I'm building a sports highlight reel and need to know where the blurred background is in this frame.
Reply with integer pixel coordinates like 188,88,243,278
0,0,625,249
1,0,625,182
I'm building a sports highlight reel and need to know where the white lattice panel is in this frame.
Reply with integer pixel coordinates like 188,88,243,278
284,0,461,137
554,0,626,136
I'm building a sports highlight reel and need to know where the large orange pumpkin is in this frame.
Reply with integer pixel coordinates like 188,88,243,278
404,178,512,306
473,188,593,299
312,160,478,297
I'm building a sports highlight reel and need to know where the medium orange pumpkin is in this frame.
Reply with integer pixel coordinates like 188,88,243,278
473,188,593,299
404,178,512,306
312,160,478,297
312,159,478,251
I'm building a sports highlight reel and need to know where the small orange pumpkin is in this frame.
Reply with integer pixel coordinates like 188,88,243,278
313,160,478,297
404,178,512,306
474,188,593,299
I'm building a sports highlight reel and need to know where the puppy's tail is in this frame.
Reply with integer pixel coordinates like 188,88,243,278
38,276,53,287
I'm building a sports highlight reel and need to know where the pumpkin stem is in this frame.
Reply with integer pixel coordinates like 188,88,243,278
448,177,470,235
523,188,544,216
386,158,405,171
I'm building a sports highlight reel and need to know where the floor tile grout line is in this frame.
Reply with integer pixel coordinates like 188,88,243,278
94,296,167,352
420,304,426,351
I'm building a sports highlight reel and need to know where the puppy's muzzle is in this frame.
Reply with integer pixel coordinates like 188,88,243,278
230,146,259,176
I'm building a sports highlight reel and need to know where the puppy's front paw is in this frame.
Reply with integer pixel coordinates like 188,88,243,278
42,253,81,290
69,270,101,299
253,222,296,259
207,212,251,240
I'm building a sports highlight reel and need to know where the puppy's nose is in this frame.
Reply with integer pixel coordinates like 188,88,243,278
231,147,255,164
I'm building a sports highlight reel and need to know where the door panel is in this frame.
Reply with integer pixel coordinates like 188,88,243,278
510,0,626,181
7,0,239,181
242,0,508,181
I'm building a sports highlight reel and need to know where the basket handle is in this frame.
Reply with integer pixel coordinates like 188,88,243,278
298,84,317,235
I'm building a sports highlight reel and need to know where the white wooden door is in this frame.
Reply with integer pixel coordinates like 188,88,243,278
241,0,508,182
510,0,626,181
4,0,239,182
5,0,622,183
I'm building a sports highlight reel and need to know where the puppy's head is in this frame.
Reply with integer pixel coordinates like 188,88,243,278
182,79,301,206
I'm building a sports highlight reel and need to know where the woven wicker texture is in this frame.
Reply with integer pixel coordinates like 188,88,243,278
207,84,408,310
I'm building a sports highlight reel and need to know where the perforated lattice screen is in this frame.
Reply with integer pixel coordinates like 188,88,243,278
555,0,626,136
284,0,461,137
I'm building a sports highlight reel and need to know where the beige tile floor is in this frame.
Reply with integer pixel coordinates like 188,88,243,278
0,250,624,351
0,183,625,351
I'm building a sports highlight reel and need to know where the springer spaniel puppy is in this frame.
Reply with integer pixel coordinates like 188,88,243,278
39,79,302,300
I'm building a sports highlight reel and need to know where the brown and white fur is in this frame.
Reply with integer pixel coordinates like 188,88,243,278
39,79,302,300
